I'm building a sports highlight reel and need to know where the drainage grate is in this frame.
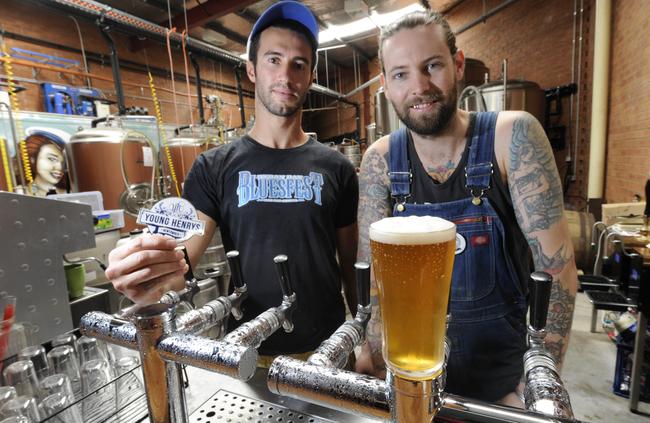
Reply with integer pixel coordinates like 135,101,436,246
190,390,335,423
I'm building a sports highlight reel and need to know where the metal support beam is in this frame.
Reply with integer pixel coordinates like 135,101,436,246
169,0,258,31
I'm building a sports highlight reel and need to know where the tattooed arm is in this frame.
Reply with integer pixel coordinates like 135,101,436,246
502,112,578,370
354,140,392,378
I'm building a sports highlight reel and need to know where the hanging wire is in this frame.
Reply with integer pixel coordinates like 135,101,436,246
1,41,32,193
181,29,195,130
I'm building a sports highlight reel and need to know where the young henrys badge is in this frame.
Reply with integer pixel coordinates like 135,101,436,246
137,197,205,241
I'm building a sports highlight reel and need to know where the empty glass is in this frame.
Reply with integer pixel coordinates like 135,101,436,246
0,416,29,423
0,396,40,422
17,346,50,380
47,345,81,398
40,392,83,423
2,361,39,398
80,359,115,421
40,374,74,402
0,387,16,409
4,323,30,361
115,356,144,417
77,337,109,364
50,333,79,359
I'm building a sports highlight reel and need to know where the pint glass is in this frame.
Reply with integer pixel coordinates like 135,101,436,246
370,215,456,380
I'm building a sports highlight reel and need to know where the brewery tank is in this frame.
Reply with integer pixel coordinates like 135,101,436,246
67,120,157,232
164,129,222,185
374,87,402,136
460,79,545,124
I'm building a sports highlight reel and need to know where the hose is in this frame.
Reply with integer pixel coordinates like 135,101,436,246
0,137,14,192
148,72,181,197
1,42,32,192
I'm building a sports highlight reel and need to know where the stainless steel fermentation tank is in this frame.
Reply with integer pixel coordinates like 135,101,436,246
460,79,546,123
67,120,157,232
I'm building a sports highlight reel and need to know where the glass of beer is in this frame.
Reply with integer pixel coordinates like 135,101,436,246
370,215,456,380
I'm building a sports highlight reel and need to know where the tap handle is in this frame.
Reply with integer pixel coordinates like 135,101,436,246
226,250,245,290
273,254,294,298
529,271,553,331
354,262,371,307
176,245,194,281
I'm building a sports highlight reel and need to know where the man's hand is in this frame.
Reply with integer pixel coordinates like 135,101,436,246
105,234,188,305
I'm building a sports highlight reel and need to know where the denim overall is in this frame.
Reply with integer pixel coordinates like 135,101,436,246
388,112,528,401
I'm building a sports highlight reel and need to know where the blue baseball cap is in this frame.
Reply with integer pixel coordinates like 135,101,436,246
246,1,319,65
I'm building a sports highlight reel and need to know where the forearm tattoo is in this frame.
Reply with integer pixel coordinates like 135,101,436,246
508,116,564,234
529,238,573,276
545,282,576,365
357,148,391,365
357,149,391,263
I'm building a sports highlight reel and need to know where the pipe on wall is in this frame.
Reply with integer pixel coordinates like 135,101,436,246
587,0,612,218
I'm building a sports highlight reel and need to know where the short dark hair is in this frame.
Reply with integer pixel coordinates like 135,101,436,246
378,10,457,74
249,19,318,72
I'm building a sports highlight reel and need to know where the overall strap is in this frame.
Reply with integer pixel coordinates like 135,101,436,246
465,112,498,204
388,127,411,204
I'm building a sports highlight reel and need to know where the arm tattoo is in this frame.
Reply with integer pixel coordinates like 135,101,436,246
545,282,576,365
357,149,391,263
357,148,391,368
508,116,564,234
529,238,573,276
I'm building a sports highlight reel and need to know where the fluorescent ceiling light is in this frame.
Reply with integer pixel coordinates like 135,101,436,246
318,3,425,44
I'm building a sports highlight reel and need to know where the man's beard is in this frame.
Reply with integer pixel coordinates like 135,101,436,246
257,83,307,117
393,84,458,135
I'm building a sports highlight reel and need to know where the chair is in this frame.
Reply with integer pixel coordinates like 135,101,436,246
585,244,643,333
579,233,621,292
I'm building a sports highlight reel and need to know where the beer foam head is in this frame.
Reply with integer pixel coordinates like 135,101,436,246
369,216,456,245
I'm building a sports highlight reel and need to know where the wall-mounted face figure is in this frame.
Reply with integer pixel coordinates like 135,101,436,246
24,133,68,196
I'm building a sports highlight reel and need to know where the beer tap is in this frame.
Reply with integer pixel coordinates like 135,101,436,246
223,254,296,348
307,262,371,368
523,272,575,419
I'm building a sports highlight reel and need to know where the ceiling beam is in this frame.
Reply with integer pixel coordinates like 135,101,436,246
313,15,372,62
169,0,259,31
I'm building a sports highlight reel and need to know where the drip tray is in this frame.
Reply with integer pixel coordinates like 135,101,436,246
190,390,335,423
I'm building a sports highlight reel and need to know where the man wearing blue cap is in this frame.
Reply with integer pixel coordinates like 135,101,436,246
105,2,359,362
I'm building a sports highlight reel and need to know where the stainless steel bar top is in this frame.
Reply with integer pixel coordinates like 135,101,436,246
184,366,378,423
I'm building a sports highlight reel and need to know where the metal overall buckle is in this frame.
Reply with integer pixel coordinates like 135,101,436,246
387,171,412,213
393,194,411,212
465,164,493,206
469,188,487,206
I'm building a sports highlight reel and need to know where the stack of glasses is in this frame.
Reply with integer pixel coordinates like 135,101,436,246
0,325,143,423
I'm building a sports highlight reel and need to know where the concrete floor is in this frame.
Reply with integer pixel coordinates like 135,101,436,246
563,292,649,422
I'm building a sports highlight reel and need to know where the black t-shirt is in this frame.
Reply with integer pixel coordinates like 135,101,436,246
183,135,358,355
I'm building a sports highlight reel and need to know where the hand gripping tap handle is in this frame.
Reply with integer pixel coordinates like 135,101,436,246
177,245,194,281
226,250,245,290
354,262,371,307
273,255,294,298
529,271,553,331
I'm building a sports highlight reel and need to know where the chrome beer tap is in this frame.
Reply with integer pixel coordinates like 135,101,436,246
523,272,575,419
222,254,296,348
268,268,581,423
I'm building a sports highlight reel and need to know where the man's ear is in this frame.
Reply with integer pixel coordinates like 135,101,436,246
246,60,256,83
380,73,390,101
454,49,465,82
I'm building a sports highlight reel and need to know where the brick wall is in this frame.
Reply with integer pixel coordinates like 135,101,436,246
606,0,650,203
0,0,254,128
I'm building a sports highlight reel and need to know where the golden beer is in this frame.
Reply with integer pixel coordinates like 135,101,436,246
370,216,456,380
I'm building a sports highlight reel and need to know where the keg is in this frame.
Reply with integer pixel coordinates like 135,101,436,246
338,140,361,168
565,210,595,272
